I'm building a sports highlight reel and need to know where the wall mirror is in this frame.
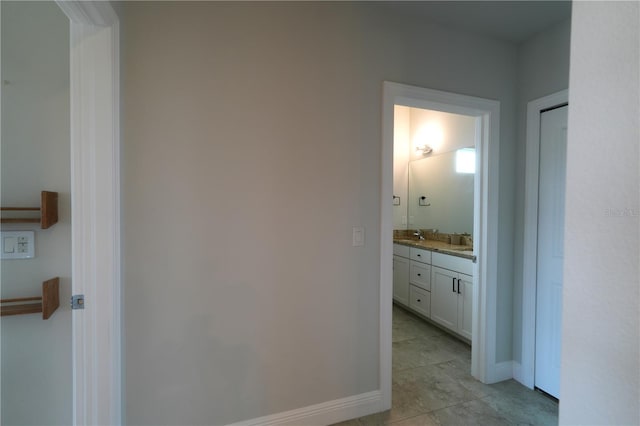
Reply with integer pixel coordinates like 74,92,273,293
407,147,475,235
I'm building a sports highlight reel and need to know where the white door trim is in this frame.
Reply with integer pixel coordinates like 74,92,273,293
381,82,501,408
518,89,568,388
55,2,121,424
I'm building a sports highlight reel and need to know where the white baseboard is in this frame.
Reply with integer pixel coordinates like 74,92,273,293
227,390,383,426
487,360,514,384
512,361,523,384
512,361,535,390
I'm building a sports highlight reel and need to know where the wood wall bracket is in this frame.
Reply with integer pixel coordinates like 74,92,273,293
0,277,60,319
1,191,58,229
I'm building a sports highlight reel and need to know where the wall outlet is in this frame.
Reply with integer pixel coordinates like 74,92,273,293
1,231,35,259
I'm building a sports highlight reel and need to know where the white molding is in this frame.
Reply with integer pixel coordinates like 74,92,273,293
56,0,118,26
381,82,502,396
226,391,382,426
493,361,516,383
512,361,524,384
520,89,568,389
57,1,121,425
380,84,395,412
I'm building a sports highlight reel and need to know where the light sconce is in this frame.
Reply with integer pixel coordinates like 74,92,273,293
414,123,443,155
415,145,433,156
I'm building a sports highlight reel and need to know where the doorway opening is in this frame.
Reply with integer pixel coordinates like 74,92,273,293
1,2,120,424
392,105,477,336
379,82,502,409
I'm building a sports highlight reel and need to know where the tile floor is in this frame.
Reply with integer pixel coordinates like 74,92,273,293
334,305,558,426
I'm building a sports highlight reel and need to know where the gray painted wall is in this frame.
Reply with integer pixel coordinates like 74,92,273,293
512,18,571,364
0,2,72,425
119,2,517,424
561,2,639,423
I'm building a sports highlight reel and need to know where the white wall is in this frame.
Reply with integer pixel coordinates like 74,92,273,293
561,2,639,424
119,3,518,424
0,2,71,425
409,108,476,160
512,18,571,365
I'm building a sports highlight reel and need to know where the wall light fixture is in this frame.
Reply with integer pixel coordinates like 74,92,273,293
415,144,433,155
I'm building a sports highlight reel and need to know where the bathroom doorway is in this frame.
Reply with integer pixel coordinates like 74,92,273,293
379,82,502,410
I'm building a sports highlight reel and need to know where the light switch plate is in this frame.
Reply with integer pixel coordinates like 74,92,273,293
1,231,35,259
352,227,364,247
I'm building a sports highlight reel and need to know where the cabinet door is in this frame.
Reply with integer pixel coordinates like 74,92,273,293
457,273,473,340
393,255,410,306
430,266,458,332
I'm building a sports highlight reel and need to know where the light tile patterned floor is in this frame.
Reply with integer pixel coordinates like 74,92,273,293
333,305,558,426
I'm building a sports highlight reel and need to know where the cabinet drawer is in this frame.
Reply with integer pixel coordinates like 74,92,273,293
432,252,472,275
409,261,430,290
409,285,431,318
393,255,410,306
393,243,411,258
410,247,431,264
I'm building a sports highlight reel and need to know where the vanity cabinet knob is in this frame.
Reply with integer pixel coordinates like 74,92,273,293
417,299,421,302
417,254,421,257
457,279,461,294
452,278,456,293
417,273,421,277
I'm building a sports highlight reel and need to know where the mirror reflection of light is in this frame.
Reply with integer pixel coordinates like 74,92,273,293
456,148,476,173
414,123,444,153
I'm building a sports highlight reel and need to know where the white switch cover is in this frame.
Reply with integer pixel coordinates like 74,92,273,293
352,227,364,247
1,231,35,259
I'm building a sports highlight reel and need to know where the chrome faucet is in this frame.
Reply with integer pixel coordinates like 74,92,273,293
413,229,425,240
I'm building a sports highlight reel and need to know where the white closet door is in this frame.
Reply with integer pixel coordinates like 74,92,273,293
535,105,568,399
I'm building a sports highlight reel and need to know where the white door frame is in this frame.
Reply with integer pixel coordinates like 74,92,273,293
55,2,121,424
380,82,501,409
517,89,568,389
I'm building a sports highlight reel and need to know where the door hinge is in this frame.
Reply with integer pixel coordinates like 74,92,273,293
71,294,85,310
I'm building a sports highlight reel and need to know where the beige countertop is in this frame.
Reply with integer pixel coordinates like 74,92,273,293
393,238,476,262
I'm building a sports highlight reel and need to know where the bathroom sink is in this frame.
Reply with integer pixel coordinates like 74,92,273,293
394,238,473,254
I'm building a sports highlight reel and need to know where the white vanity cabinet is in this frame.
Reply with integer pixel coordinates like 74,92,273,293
393,244,433,318
458,274,473,340
393,244,411,306
394,243,473,340
408,247,431,317
430,252,473,340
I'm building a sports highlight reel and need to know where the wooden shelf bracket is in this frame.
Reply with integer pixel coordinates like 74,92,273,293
1,277,60,319
1,191,59,229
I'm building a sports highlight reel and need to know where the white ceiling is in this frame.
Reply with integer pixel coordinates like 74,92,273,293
381,1,572,43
